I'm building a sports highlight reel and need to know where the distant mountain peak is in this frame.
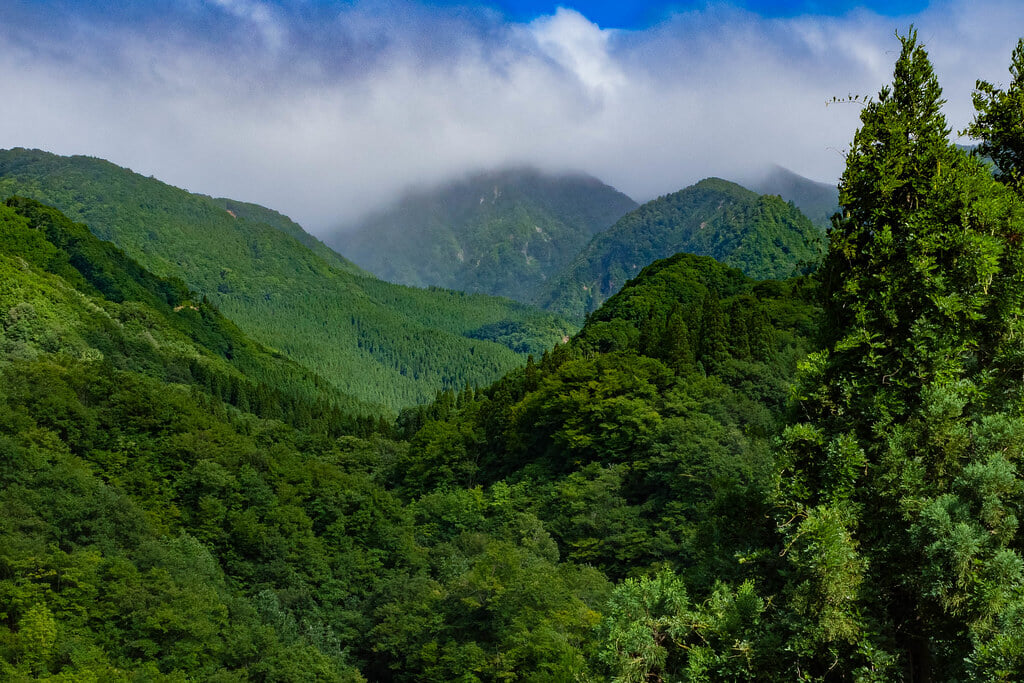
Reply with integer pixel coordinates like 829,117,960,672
739,165,839,228
327,166,638,303
536,176,824,319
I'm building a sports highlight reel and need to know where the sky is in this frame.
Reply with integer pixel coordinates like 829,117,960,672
1,0,1021,232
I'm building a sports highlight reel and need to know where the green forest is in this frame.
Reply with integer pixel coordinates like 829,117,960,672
3,30,1024,682
0,151,574,410
535,177,824,320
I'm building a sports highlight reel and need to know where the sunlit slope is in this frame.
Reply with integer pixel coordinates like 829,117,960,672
0,148,572,409
536,178,823,319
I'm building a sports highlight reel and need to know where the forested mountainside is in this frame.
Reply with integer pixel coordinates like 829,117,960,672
0,197,820,678
742,164,840,228
207,196,370,277
329,167,637,303
536,177,824,319
0,197,377,424
4,30,1024,683
0,150,572,409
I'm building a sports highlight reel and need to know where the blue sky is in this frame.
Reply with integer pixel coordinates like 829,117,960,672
0,0,1019,230
426,0,931,27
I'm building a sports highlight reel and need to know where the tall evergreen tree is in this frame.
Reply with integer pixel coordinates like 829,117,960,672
778,30,1024,680
968,39,1024,194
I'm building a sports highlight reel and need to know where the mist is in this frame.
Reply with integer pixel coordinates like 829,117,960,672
1,0,1020,233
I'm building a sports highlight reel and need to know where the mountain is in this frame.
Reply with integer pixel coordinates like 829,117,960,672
0,203,819,678
383,252,821,678
0,196,399,680
741,164,839,228
0,148,573,410
535,177,824,319
208,195,371,277
0,196,380,423
328,167,638,303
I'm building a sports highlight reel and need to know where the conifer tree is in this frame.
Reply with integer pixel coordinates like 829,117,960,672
777,30,1024,680
968,39,1024,194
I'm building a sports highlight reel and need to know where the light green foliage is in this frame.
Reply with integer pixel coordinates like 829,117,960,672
598,571,770,682
0,150,574,409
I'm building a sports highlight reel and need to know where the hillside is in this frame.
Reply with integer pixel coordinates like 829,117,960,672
0,197,398,680
208,195,371,277
329,167,637,302
4,28,1024,683
0,149,573,409
0,210,819,678
536,177,824,319
0,196,383,422
741,164,839,228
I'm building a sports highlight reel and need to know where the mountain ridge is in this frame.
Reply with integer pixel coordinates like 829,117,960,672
0,148,574,409
535,177,824,319
329,166,638,303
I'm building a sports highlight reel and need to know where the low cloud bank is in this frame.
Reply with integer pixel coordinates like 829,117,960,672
1,0,1020,231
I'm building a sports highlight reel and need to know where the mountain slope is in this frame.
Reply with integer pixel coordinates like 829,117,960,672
536,178,823,319
0,148,572,409
397,250,820,596
741,165,839,228
209,195,371,277
0,198,397,679
0,196,379,427
329,167,637,302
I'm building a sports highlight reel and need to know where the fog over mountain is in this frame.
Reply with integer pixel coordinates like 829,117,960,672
1,0,1020,232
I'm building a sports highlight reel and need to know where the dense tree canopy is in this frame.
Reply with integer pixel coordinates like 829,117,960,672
0,150,574,410
778,30,1024,680
537,178,824,319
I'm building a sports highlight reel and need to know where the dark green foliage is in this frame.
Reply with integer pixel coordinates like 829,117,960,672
0,149,573,409
6,29,1024,682
401,252,819,593
967,39,1024,194
330,167,637,302
537,177,824,319
776,30,1024,679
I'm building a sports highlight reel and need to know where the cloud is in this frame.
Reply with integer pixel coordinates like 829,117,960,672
206,0,287,52
528,9,626,97
0,0,1020,232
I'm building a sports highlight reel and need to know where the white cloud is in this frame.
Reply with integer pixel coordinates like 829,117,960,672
0,0,1020,232
528,9,626,98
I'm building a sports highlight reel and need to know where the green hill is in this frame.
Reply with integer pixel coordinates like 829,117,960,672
741,165,839,228
208,195,371,277
0,204,819,678
384,252,821,678
0,148,573,409
328,167,637,303
0,196,379,425
4,30,1022,682
0,197,398,680
535,177,824,319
